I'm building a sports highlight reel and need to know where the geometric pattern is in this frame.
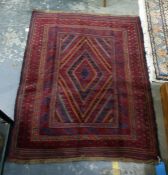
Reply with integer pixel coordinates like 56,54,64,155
8,11,159,163
62,38,111,122
145,0,168,80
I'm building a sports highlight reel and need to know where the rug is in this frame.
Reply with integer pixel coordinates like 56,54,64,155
145,0,168,80
8,11,158,163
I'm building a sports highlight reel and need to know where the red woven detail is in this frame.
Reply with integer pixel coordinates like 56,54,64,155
9,11,158,162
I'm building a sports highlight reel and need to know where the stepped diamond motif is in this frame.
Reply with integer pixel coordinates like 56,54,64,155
58,35,113,121
68,51,102,99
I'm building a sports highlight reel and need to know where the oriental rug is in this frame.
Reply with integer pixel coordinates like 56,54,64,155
9,11,159,163
145,0,168,80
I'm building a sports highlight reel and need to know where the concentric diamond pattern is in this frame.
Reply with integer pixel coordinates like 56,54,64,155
58,35,114,122
68,51,102,97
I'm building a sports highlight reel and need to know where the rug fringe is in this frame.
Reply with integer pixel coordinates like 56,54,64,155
7,157,157,164
32,9,138,17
